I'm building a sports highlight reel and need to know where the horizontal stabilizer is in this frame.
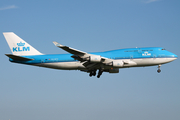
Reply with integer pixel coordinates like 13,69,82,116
5,54,34,61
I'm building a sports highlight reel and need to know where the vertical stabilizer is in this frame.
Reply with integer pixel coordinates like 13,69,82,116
3,32,43,56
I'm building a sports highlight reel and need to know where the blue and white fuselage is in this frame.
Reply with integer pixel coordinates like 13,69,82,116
4,32,177,78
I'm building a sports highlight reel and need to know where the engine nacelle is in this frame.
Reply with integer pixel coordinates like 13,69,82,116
108,60,124,67
109,68,119,73
89,55,102,62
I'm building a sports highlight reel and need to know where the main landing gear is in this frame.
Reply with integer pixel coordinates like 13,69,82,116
97,69,103,78
157,65,161,73
89,69,103,78
89,70,97,77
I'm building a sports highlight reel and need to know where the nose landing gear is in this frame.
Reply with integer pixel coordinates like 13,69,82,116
157,65,161,73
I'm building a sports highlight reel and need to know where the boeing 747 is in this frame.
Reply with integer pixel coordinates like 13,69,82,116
3,32,178,78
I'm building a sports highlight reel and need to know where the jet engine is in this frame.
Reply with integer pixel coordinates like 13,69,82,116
108,60,124,67
84,55,102,62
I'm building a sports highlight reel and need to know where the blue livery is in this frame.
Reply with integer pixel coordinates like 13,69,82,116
4,32,178,78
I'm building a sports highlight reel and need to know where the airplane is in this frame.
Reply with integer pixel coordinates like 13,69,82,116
3,32,178,78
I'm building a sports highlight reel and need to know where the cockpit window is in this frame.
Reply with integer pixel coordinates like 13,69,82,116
162,48,166,50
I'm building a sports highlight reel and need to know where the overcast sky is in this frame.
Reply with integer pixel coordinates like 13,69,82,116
0,0,180,120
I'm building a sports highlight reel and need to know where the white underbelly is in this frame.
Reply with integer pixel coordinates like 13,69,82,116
133,57,177,66
35,61,85,70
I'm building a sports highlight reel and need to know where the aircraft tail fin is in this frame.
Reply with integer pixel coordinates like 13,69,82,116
3,32,43,56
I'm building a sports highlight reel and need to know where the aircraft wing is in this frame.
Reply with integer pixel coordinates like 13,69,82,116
53,41,109,63
53,42,133,71
53,41,87,56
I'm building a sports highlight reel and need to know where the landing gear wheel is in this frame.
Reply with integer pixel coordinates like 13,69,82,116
157,65,161,73
93,72,96,76
97,69,103,78
89,72,93,77
157,69,161,73
89,70,97,77
97,75,100,78
92,70,97,76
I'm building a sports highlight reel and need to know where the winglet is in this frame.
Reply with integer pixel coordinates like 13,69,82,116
53,41,63,47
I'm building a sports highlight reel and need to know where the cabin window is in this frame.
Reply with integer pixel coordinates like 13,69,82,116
142,50,153,51
162,48,166,50
124,50,138,52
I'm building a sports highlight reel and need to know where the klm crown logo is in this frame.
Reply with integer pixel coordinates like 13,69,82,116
13,41,30,52
17,42,25,46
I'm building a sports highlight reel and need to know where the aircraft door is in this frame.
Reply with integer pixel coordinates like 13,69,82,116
153,54,157,58
130,55,133,59
138,49,142,53
41,59,44,63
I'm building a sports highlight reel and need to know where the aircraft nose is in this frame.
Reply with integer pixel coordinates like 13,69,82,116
173,53,178,58
173,54,178,61
175,54,178,58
